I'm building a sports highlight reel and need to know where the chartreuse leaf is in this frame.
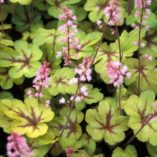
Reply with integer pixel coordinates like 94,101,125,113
124,58,157,93
0,33,14,46
147,143,157,157
123,90,157,145
86,98,128,145
84,0,107,22
70,31,102,60
33,28,58,46
82,134,96,155
79,84,103,104
112,145,137,157
0,40,42,79
70,150,103,157
0,67,24,89
28,139,50,157
9,0,32,5
0,98,54,138
50,107,84,149
111,30,145,57
48,67,77,96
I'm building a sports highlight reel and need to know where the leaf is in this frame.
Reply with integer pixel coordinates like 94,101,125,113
94,30,143,84
12,5,42,32
70,31,102,60
85,98,128,145
123,90,157,145
9,0,32,5
0,67,24,90
112,145,137,157
124,58,157,93
33,28,58,46
0,98,54,138
111,30,145,57
0,40,42,79
79,84,103,105
50,107,84,149
47,0,81,18
84,0,107,22
147,143,157,157
48,67,77,96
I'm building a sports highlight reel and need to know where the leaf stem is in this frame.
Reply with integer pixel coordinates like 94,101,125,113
137,0,144,96
46,80,81,155
124,112,157,147
115,25,123,114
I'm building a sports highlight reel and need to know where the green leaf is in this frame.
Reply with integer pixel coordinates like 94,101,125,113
0,98,54,138
0,40,42,79
79,84,103,105
123,90,157,145
85,98,128,145
124,58,157,93
33,28,58,46
9,0,32,5
147,143,157,157
0,67,24,89
84,0,107,22
112,145,137,157
12,5,42,32
50,107,84,149
47,0,81,18
48,67,77,96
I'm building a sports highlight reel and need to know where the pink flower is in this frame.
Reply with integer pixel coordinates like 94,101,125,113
70,86,88,102
27,61,51,105
133,0,152,30
6,133,33,157
74,57,92,82
58,8,81,65
103,0,121,25
106,61,130,87
0,0,4,3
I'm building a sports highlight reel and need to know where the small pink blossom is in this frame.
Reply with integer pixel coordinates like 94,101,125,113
70,86,88,102
0,0,4,3
6,133,33,157
103,0,121,25
27,61,51,106
106,61,130,87
133,0,152,30
58,8,81,65
143,54,153,60
59,97,66,104
74,57,92,82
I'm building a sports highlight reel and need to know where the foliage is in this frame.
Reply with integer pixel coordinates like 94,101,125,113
0,0,157,156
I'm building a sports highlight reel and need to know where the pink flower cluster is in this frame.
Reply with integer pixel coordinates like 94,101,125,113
106,61,130,87
58,8,81,65
132,0,152,30
75,57,92,82
70,86,88,102
103,0,121,26
6,133,33,157
27,61,51,101
0,0,4,3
